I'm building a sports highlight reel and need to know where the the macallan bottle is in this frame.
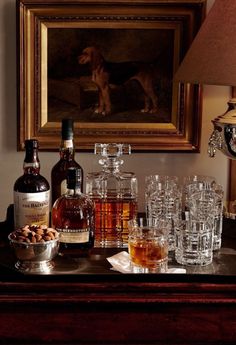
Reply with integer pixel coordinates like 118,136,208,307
14,139,50,229
51,118,83,206
52,167,94,255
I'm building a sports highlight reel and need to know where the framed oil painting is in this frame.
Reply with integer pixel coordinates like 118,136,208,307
17,0,206,151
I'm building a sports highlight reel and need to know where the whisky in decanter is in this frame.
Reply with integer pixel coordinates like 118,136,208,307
86,143,138,248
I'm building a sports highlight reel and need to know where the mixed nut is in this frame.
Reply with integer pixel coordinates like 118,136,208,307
9,225,59,243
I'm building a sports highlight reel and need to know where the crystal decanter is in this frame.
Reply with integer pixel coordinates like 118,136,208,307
86,143,138,248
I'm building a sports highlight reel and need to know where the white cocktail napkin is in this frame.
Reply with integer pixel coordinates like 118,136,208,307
107,251,186,274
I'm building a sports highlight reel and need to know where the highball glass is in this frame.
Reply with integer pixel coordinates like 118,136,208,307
145,175,182,251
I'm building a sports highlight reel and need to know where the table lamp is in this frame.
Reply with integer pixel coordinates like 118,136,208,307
175,0,236,160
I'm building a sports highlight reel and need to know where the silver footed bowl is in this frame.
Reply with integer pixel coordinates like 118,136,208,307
8,232,59,274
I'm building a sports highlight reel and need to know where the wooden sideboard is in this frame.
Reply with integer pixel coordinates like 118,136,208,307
0,211,236,344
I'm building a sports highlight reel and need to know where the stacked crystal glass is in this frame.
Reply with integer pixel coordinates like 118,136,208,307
183,175,224,251
145,175,182,251
175,175,224,266
145,174,224,266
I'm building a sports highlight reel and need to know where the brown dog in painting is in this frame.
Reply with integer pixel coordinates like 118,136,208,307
78,46,158,116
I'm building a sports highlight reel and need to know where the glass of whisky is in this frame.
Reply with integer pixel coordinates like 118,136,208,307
128,218,169,273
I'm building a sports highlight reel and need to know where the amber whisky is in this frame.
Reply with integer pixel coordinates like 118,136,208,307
52,167,94,255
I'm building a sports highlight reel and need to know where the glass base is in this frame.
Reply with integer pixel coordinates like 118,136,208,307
15,260,55,274
175,251,213,266
130,260,168,274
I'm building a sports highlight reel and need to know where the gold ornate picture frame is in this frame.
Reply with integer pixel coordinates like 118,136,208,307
17,0,206,151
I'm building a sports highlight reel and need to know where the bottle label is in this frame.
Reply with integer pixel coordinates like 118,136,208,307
60,179,67,195
56,228,90,243
14,191,50,229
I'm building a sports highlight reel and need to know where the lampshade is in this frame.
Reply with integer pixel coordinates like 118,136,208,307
175,0,236,86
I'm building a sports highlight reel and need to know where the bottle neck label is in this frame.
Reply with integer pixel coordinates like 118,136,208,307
62,139,73,149
14,190,50,229
61,179,67,196
23,162,40,169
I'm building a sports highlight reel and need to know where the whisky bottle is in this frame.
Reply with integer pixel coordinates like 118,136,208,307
51,167,94,255
51,118,83,206
14,139,50,229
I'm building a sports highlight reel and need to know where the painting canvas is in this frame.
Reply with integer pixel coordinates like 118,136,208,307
48,28,174,124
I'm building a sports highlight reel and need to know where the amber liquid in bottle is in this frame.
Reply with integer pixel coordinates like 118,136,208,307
51,118,83,206
94,199,138,246
14,139,50,229
52,167,94,255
